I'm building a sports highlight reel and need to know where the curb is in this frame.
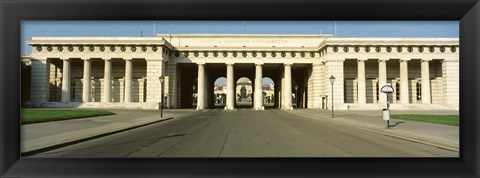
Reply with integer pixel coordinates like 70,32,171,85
285,111,459,152
22,117,173,156
332,120,459,152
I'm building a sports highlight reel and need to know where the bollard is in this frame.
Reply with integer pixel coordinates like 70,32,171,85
382,109,390,128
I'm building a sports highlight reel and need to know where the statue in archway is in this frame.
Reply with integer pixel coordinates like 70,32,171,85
240,85,247,102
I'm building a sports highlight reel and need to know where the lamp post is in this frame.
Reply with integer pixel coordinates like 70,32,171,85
192,85,196,110
159,76,165,117
294,84,298,110
329,75,335,118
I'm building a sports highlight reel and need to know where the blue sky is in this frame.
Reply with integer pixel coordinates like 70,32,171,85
21,21,458,85
21,20,458,54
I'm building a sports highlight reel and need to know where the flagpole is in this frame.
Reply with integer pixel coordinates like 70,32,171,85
334,21,337,37
243,21,246,34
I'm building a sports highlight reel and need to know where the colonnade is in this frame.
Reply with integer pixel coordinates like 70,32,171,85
63,58,436,108
59,58,137,103
355,59,432,104
195,63,294,110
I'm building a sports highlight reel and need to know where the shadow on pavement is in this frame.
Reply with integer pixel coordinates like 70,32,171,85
389,121,405,128
31,132,189,156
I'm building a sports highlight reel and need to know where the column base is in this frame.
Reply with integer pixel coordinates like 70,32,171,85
224,106,235,110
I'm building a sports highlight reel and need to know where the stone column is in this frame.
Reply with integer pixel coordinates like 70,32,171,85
61,58,71,102
226,63,235,110
82,58,91,102
378,59,387,103
124,58,133,103
357,59,366,104
197,64,205,110
421,59,431,104
283,64,292,110
254,64,263,110
103,58,112,103
399,59,409,104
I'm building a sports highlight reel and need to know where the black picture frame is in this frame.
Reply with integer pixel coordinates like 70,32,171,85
1,0,479,177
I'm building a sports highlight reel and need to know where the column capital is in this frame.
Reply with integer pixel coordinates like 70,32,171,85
421,58,433,62
124,58,133,61
399,58,411,62
357,59,367,62
255,63,264,66
61,58,70,61
103,58,112,61
226,62,235,66
197,63,205,66
81,58,91,61
284,63,293,66
378,59,389,62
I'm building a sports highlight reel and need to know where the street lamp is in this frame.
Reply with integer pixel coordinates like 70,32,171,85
159,75,165,117
192,85,196,110
294,84,298,110
329,75,336,118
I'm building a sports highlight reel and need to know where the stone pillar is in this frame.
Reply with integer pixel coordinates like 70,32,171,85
283,64,292,110
309,64,323,109
30,59,50,102
82,58,91,102
197,64,205,110
325,60,345,109
61,58,71,102
226,63,235,110
357,59,366,104
399,59,409,104
372,79,378,103
168,63,178,108
254,64,263,110
146,59,164,106
103,58,112,103
442,60,459,105
353,79,358,103
421,59,431,104
124,58,133,103
378,59,387,103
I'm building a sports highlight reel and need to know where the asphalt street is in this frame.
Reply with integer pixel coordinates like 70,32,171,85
31,109,458,157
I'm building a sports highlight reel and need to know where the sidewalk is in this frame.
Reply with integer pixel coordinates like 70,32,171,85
20,109,190,155
286,109,459,152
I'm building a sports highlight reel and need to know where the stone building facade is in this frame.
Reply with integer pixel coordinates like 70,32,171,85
23,34,459,110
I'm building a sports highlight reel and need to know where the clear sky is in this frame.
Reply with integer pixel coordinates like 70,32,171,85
21,20,459,85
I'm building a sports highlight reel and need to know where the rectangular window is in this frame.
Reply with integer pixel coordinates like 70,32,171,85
71,81,75,100
416,82,422,101
396,83,400,101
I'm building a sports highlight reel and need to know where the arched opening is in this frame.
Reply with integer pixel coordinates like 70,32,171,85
213,77,227,108
262,77,275,108
236,77,253,108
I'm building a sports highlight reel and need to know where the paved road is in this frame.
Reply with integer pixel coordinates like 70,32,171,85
31,109,458,157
